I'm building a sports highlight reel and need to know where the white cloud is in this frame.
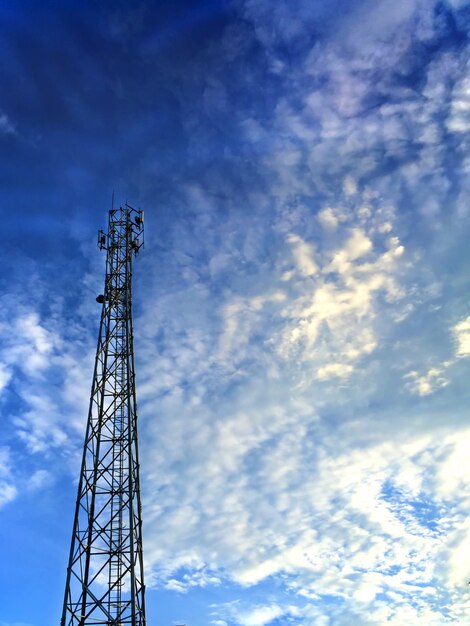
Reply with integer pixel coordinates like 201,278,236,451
27,469,52,491
343,175,357,196
437,432,469,494
141,395,470,622
326,227,372,272
235,604,292,626
217,291,286,364
454,314,470,357
316,362,353,380
317,207,339,231
1,311,56,378
0,112,15,135
445,518,470,587
0,363,11,394
122,148,470,625
0,483,16,508
213,602,300,626
287,234,318,277
405,311,470,396
277,203,407,380
0,448,17,508
447,75,470,134
0,268,98,457
404,365,450,396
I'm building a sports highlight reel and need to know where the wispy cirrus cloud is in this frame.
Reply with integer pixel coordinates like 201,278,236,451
1,1,469,625
213,602,300,626
405,312,470,395
0,447,17,509
125,2,470,624
276,195,407,382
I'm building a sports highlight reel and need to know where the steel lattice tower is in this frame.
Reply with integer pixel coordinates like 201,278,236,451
61,204,146,626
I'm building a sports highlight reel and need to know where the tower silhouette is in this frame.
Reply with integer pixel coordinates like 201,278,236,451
61,205,146,626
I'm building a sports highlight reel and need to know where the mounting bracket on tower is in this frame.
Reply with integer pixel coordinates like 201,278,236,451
97,203,144,255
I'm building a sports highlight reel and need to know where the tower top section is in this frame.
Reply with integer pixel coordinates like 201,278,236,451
95,203,145,305
97,202,145,257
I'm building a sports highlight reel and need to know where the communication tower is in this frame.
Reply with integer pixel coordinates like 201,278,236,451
61,204,146,626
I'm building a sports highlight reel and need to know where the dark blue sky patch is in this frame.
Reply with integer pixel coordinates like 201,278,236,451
381,480,443,534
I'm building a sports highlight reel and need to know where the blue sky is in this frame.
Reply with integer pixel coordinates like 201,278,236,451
1,0,470,624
